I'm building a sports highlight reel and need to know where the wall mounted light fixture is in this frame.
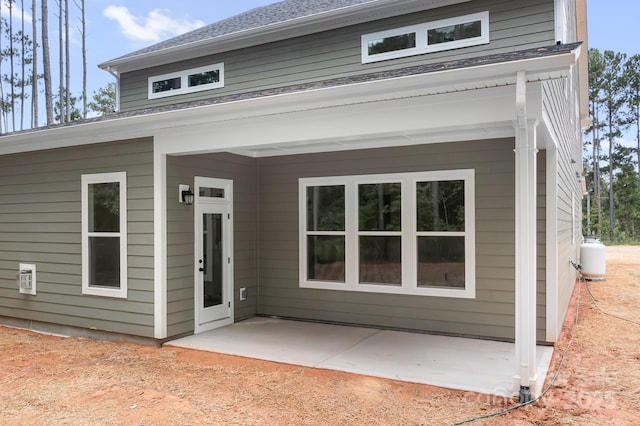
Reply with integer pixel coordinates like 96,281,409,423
179,184,194,205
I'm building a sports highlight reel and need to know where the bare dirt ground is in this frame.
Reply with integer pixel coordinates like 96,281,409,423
1,246,638,425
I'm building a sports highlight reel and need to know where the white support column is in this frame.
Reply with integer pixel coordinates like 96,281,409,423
153,147,168,339
514,71,539,400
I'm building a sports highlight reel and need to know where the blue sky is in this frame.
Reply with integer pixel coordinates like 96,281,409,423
81,1,278,99
1,1,637,127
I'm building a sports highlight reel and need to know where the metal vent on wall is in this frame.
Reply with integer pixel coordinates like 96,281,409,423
17,263,36,295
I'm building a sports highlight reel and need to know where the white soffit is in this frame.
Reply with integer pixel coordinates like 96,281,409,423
1,48,577,156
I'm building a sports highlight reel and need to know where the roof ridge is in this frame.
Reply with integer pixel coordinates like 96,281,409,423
106,0,377,64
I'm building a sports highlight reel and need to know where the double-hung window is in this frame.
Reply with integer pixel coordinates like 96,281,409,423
81,172,127,298
300,170,475,298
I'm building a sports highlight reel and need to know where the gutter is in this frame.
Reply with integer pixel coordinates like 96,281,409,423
3,43,580,156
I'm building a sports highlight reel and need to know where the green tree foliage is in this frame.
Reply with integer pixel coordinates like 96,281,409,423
1,11,34,132
53,88,81,122
624,54,640,193
88,82,116,116
585,49,640,243
612,147,640,240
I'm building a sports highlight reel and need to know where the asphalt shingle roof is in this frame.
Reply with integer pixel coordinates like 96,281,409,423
111,0,377,62
19,42,580,134
1,41,582,140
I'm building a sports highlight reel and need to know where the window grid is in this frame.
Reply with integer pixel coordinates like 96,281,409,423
148,63,224,99
361,11,489,64
300,170,475,298
81,172,128,298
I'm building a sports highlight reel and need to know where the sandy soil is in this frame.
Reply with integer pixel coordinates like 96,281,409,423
1,246,638,425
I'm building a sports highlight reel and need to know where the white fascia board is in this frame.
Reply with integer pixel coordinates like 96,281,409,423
98,0,471,74
154,85,518,157
2,48,578,157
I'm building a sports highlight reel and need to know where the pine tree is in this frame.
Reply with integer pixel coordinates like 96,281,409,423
42,0,54,125
624,55,640,194
31,0,38,127
600,50,628,241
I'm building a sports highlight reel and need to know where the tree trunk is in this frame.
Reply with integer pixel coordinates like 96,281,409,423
81,0,87,118
20,1,25,130
58,0,64,122
42,0,55,125
0,0,4,133
9,0,16,131
636,98,640,194
608,110,615,241
32,0,39,128
65,0,70,122
591,101,602,237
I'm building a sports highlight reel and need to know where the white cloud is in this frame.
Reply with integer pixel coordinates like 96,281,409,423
0,8,33,24
103,6,205,43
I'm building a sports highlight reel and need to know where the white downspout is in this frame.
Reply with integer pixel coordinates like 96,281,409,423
514,71,539,402
104,66,121,113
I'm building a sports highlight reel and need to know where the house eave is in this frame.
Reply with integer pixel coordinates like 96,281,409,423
98,0,471,74
2,46,579,156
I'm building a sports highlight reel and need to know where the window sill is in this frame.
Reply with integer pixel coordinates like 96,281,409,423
300,280,475,299
82,286,128,299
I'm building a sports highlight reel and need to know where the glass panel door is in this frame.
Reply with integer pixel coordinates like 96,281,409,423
194,176,233,333
202,213,223,308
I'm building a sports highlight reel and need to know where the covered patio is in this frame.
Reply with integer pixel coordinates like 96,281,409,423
166,317,553,397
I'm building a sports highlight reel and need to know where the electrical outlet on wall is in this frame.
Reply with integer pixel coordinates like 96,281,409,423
240,287,247,301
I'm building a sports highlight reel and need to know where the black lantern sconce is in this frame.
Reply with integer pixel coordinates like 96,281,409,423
179,184,194,205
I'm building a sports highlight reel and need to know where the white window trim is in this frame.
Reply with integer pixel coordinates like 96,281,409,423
299,170,475,298
148,63,225,99
81,172,128,298
361,11,490,64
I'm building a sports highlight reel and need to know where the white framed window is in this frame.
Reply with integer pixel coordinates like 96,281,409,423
81,172,128,298
299,170,475,298
148,63,224,99
362,11,490,63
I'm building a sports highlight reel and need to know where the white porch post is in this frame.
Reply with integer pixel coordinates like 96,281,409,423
153,148,168,339
514,71,539,400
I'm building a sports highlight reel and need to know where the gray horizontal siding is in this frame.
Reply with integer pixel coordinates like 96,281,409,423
257,138,547,341
0,138,155,337
166,153,258,338
543,78,581,338
120,0,555,111
537,150,547,342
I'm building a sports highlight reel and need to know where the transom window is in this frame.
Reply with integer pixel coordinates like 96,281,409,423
81,172,128,298
148,63,224,99
361,12,489,63
299,170,475,298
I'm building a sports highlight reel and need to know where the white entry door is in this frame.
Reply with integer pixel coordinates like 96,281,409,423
194,177,233,333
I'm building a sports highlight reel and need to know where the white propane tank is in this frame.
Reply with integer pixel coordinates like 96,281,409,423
580,237,606,279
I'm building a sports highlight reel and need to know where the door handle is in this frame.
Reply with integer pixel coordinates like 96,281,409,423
199,267,205,272
198,259,204,272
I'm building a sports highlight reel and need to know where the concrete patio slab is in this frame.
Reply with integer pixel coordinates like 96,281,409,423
166,317,554,397
166,317,380,367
